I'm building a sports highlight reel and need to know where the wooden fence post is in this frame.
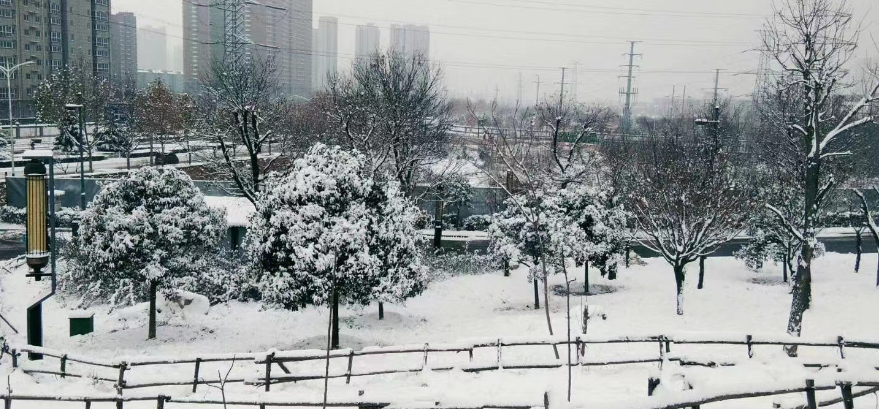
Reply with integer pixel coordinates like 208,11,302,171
746,335,753,358
837,336,846,359
839,382,854,409
346,350,354,384
468,348,474,362
805,379,817,409
648,377,661,396
496,339,503,369
115,398,123,409
543,391,550,409
3,396,10,409
422,343,429,370
265,352,275,392
60,354,68,378
575,336,581,365
116,362,127,392
85,400,91,409
156,395,165,409
192,358,202,392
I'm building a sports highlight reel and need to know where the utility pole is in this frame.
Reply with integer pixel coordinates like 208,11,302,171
620,41,641,134
670,85,676,116
713,69,721,109
517,72,523,103
534,74,542,106
571,61,579,103
681,85,687,114
0,61,34,176
558,67,567,109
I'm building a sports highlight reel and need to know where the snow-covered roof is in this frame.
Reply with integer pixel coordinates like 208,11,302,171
204,196,254,228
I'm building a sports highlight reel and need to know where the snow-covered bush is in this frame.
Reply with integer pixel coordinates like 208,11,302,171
462,214,492,231
557,184,628,280
247,144,428,348
60,166,226,339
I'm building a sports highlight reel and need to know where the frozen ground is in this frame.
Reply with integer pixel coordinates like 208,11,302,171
1,252,878,408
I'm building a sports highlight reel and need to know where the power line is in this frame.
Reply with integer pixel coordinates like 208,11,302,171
428,0,762,19
436,0,764,18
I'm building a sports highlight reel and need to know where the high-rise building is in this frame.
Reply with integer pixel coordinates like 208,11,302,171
355,23,379,62
390,24,429,60
311,16,336,92
137,25,167,71
0,0,111,118
182,0,312,97
110,12,137,87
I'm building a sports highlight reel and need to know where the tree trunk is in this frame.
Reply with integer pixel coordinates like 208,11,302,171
331,287,340,349
583,261,589,294
504,260,510,277
539,260,559,359
697,256,705,289
674,264,685,316
782,253,789,283
126,152,131,170
607,263,617,280
625,245,631,268
148,280,158,340
786,157,820,357
378,302,384,320
854,232,862,273
87,150,94,172
533,277,540,310
149,135,155,166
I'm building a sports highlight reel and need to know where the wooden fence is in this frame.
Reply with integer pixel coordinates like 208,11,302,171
3,333,879,404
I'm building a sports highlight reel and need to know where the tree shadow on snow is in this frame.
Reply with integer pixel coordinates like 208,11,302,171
551,283,621,297
748,276,788,287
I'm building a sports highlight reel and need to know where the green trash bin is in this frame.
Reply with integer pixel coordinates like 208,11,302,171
69,311,94,336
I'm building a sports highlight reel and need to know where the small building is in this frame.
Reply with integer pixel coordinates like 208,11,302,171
204,196,254,251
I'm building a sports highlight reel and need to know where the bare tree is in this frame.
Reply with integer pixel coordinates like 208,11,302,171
326,51,454,194
198,55,289,205
133,80,188,165
628,130,754,315
760,0,879,354
854,188,879,285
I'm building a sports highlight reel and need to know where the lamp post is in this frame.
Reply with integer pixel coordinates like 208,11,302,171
64,103,86,210
23,149,56,360
0,60,35,176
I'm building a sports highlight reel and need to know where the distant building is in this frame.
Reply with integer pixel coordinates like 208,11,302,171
311,16,337,92
110,12,138,88
355,23,380,61
390,24,429,60
183,0,312,97
0,0,111,118
138,25,167,71
137,69,185,93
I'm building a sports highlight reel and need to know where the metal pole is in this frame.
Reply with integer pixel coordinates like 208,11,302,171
49,156,56,292
78,107,86,210
6,70,13,175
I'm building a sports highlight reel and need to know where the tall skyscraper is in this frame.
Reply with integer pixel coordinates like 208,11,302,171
390,24,429,60
110,12,138,87
0,0,111,118
311,16,337,92
355,23,380,62
137,25,167,71
182,0,312,97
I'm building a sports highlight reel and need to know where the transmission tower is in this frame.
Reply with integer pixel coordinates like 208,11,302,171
619,41,641,134
194,0,284,63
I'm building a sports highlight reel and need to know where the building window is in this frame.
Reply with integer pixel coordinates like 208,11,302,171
34,30,40,38
94,37,108,47
49,3,59,14
50,44,60,52
23,13,29,21
51,59,61,70
93,10,107,22
1,56,15,66
0,10,10,19
95,0,108,5
50,15,59,25
24,43,30,51
95,48,108,57
0,25,13,37
50,31,60,41
93,23,108,32
0,0,11,7
34,15,40,23
96,62,109,72
0,40,14,49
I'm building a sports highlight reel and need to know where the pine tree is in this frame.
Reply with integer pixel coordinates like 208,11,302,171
61,167,226,339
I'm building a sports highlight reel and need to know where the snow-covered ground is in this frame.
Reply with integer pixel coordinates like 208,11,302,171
1,253,878,408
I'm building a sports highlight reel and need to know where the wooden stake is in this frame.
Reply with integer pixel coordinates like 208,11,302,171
746,335,753,358
264,352,275,392
192,358,201,392
497,339,503,369
805,379,817,409
60,354,67,378
837,336,846,359
346,350,354,384
840,382,854,409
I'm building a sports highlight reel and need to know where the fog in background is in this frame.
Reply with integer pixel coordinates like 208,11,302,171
115,0,878,108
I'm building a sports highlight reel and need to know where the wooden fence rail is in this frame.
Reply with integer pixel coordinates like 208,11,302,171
3,333,879,395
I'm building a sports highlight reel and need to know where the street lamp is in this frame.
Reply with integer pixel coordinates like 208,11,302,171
64,103,86,210
0,60,35,176
22,149,57,360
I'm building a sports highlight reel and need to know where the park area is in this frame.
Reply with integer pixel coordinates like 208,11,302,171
2,251,878,409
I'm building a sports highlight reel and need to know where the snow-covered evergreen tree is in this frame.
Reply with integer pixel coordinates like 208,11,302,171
247,144,427,349
61,167,226,339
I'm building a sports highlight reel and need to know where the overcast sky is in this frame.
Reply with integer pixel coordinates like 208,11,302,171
116,0,877,108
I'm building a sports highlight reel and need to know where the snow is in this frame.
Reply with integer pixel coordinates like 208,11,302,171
2,252,879,408
204,196,254,227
